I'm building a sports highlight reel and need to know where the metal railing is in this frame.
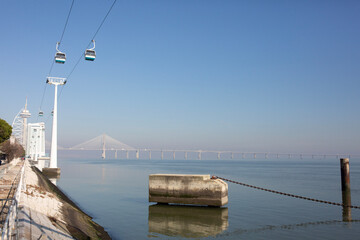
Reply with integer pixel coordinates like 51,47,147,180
0,162,25,240
0,198,18,240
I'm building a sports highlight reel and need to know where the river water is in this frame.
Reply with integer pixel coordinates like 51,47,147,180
56,157,360,239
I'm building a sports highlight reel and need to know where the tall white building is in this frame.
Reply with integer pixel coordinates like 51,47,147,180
26,122,46,160
12,99,31,149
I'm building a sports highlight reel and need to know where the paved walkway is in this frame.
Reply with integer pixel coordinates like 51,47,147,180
0,160,75,239
17,206,74,240
0,159,23,199
17,160,75,240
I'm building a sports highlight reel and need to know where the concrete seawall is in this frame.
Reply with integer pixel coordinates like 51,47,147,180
16,160,111,239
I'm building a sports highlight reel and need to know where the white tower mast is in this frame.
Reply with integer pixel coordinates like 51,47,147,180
47,77,66,170
19,98,31,149
102,134,106,159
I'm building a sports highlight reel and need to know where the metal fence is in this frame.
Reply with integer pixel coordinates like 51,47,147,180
0,163,25,240
0,199,18,240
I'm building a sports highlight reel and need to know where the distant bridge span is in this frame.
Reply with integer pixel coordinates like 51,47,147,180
60,134,357,160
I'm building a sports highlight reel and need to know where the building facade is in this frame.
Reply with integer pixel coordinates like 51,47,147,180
26,122,46,159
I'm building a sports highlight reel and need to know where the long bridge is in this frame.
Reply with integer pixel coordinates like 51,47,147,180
61,134,356,160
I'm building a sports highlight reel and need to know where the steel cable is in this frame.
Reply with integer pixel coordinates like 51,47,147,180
58,0,117,100
59,0,75,44
48,0,75,77
40,0,75,116
214,176,360,209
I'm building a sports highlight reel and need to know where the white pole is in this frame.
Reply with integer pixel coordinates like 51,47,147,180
50,84,58,168
102,134,106,159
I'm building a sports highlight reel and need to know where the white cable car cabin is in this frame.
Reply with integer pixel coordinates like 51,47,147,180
85,40,96,61
55,42,66,64
39,111,44,117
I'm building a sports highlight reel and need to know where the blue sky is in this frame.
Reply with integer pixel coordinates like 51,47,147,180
0,0,359,154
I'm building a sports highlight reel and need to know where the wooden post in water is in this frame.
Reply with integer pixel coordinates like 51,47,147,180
340,158,351,191
340,158,352,222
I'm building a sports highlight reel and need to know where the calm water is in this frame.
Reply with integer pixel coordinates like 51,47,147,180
56,158,360,239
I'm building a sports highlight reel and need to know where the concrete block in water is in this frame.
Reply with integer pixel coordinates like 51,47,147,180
149,174,228,206
43,167,61,178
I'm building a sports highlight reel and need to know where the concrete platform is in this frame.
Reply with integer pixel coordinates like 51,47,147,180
42,168,60,178
149,174,228,206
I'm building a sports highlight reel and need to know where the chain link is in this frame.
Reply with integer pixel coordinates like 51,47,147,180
214,176,360,209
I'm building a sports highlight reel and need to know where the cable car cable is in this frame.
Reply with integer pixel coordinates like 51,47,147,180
49,0,75,73
37,84,48,121
59,0,75,45
67,0,117,80
57,0,117,100
39,0,75,115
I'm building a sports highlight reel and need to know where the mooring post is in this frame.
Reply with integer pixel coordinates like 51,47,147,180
340,158,351,191
340,158,352,222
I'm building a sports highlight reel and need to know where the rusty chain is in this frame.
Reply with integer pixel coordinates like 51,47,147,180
214,176,360,209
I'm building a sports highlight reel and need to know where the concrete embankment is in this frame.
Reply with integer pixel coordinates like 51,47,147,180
18,160,111,239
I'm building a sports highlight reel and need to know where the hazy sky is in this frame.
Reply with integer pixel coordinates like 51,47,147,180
1,0,359,154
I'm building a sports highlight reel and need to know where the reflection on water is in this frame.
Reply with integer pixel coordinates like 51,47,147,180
148,204,228,238
342,190,352,222
219,219,360,237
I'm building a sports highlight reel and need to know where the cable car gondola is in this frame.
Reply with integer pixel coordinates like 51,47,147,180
55,42,66,64
51,110,54,116
85,40,96,61
39,110,44,117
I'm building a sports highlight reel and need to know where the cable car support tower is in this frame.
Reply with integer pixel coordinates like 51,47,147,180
43,77,66,177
